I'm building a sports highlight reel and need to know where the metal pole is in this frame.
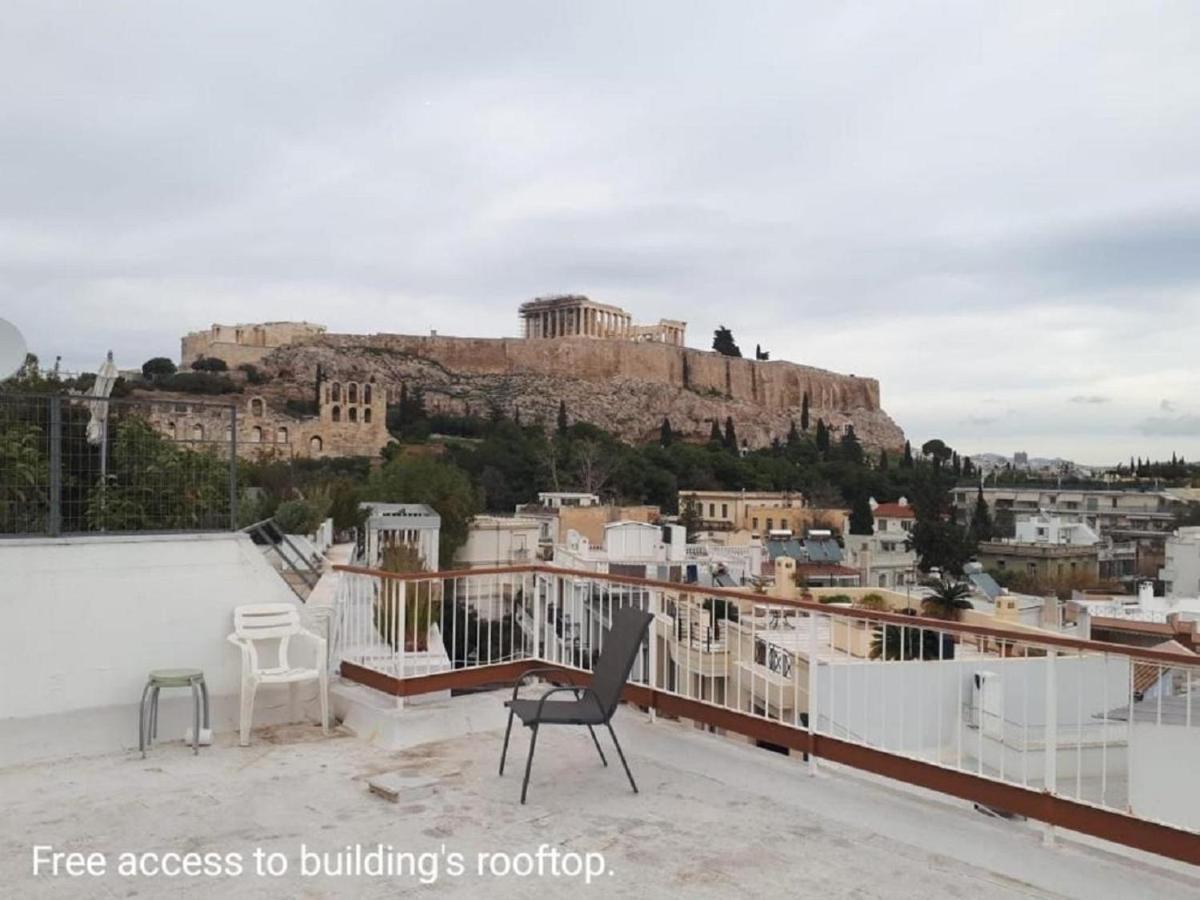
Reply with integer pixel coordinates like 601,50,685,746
228,403,238,530
1043,649,1058,845
48,395,62,536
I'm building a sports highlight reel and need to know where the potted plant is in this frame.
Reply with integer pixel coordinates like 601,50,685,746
374,544,441,652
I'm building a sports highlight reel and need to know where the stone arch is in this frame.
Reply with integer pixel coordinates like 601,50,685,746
363,383,372,404
349,406,358,423
363,407,372,424
309,435,323,453
249,397,264,417
166,421,176,439
331,405,341,423
331,382,341,402
192,423,204,441
251,426,263,443
348,382,358,404
276,426,288,444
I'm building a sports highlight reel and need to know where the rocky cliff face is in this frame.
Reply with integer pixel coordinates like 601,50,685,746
263,334,906,451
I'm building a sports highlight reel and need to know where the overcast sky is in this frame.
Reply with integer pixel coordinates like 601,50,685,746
2,2,1198,463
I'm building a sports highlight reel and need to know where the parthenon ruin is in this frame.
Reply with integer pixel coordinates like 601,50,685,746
518,295,686,346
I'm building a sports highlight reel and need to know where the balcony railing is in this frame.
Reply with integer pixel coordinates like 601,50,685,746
330,563,1199,866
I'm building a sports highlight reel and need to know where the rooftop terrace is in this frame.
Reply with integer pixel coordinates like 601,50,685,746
4,692,1197,899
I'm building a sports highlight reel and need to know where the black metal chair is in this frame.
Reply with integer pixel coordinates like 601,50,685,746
499,606,654,804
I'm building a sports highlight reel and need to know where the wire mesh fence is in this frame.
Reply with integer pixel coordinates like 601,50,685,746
0,391,238,536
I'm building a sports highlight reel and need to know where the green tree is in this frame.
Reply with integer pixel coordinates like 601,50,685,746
368,454,480,568
921,438,953,469
878,449,889,471
660,417,674,447
921,577,973,621
556,400,569,435
870,611,944,660
837,425,864,464
141,357,176,379
901,440,914,468
712,326,741,357
190,356,228,372
723,417,738,452
709,419,722,444
849,494,875,535
969,486,994,543
787,419,800,446
815,418,830,454
800,392,810,431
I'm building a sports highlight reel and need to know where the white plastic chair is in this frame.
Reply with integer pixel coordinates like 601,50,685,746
227,604,329,746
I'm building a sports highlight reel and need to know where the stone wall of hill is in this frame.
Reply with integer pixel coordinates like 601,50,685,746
261,334,906,451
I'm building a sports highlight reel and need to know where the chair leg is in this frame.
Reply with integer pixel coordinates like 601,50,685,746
190,680,201,755
499,707,516,776
239,679,256,747
138,681,153,758
318,671,329,735
150,686,160,741
200,677,210,729
520,724,540,805
606,722,638,794
587,725,608,766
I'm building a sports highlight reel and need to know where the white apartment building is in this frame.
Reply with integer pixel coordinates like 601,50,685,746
953,486,1178,542
1160,527,1200,599
456,516,541,568
554,521,687,580
843,497,918,589
1014,512,1101,546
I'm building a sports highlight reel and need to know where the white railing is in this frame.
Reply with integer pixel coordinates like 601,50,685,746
328,564,1200,847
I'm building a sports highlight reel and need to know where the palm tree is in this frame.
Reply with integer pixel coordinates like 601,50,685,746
921,577,973,621
869,609,942,660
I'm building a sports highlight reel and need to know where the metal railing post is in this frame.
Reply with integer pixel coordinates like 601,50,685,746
647,587,658,722
1043,648,1058,845
808,608,819,774
396,579,407,711
228,403,238,530
48,395,62,536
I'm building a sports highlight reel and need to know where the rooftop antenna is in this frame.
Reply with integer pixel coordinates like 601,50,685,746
0,318,27,380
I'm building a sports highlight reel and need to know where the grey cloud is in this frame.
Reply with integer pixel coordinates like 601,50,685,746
1069,395,1111,405
2,2,1200,461
1138,415,1200,437
1160,399,1176,412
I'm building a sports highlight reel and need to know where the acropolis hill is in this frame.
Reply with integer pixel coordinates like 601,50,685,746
181,297,906,452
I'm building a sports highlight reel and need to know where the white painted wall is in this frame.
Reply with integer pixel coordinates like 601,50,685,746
0,533,314,764
1129,722,1200,830
814,654,1129,758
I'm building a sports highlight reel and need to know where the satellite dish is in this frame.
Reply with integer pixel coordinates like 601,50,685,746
0,318,27,380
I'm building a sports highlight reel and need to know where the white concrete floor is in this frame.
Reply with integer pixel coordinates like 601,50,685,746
2,693,1197,899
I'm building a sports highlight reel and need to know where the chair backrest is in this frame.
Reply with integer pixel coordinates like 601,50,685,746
233,604,303,672
233,604,301,641
590,606,654,720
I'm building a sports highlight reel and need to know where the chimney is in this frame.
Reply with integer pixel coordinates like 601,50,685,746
774,556,797,600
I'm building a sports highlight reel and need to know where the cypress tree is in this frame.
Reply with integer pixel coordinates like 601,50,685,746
879,449,889,471
556,400,568,435
723,416,738,451
787,419,800,446
815,418,830,454
800,392,810,432
709,419,722,443
849,494,875,535
902,440,914,468
660,417,673,447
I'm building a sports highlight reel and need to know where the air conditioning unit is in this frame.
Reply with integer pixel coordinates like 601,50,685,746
969,671,1004,739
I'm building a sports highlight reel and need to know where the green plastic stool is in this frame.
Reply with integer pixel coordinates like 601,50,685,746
138,668,209,757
